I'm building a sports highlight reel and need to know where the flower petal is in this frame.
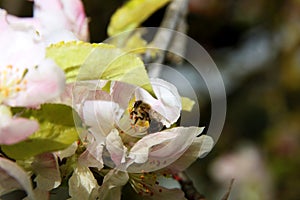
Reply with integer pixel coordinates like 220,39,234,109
127,127,204,172
0,10,66,107
68,166,99,200
111,79,181,128
32,153,61,191
0,157,35,199
111,81,137,110
128,132,177,164
59,0,89,41
78,142,104,171
5,59,66,107
82,100,122,141
135,78,181,127
0,9,44,69
96,169,129,200
44,29,78,45
55,141,78,159
33,0,89,41
106,129,128,167
0,105,39,145
168,135,214,172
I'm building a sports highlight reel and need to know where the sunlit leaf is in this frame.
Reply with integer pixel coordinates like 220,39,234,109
108,31,148,54
101,81,111,93
46,41,112,83
1,104,80,160
126,31,148,53
181,97,195,112
108,0,171,36
46,41,154,96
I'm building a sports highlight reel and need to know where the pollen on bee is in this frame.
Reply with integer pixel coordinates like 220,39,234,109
129,100,151,129
136,120,150,128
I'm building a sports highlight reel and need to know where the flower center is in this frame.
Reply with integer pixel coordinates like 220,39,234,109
0,65,28,102
129,171,158,196
129,100,151,129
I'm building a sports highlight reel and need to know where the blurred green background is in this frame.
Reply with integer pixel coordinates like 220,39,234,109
1,0,299,199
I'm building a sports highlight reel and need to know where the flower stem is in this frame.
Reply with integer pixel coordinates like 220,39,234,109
176,171,206,200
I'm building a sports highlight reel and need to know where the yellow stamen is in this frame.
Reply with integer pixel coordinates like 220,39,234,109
3,88,9,97
0,65,28,99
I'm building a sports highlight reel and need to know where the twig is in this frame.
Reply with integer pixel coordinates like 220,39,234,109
166,4,188,64
221,179,234,200
176,171,206,200
145,0,189,77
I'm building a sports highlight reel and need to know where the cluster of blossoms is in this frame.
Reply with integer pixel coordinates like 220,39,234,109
0,0,88,145
0,0,214,200
0,0,88,198
68,79,214,199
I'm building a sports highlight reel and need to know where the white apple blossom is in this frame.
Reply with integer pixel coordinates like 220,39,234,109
69,79,214,199
0,9,66,145
0,157,36,200
0,105,38,145
0,1,88,198
6,0,89,42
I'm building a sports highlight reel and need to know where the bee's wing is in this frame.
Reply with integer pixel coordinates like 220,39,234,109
148,110,164,133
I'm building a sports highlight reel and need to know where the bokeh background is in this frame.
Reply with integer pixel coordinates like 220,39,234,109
1,0,299,199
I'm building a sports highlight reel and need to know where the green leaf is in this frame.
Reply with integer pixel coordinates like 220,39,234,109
108,30,148,54
1,104,80,160
102,81,111,93
46,41,155,96
108,0,171,36
46,41,113,83
181,97,195,112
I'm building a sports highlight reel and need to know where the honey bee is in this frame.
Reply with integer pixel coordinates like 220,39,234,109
129,100,164,133
129,100,151,128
